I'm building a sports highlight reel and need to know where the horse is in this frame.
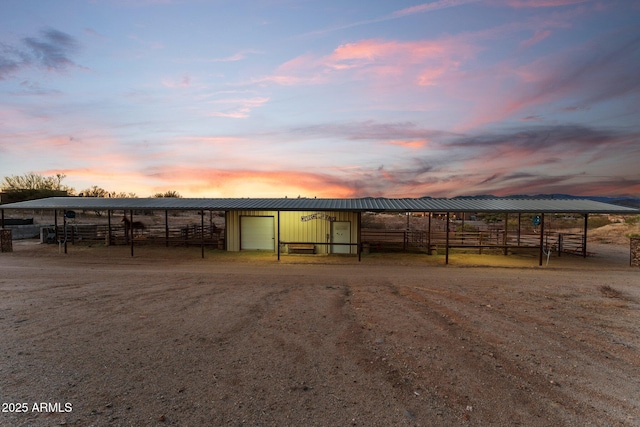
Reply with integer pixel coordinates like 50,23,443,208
122,216,146,241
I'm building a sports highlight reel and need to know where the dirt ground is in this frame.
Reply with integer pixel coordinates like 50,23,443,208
1,240,639,426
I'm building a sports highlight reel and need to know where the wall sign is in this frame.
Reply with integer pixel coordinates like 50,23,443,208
301,213,336,222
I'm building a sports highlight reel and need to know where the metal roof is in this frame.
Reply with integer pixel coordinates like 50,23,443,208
1,196,638,214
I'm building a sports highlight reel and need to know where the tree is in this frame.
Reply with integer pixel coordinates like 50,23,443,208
1,172,74,203
153,191,182,198
111,192,138,198
78,188,138,198
2,172,72,192
79,186,109,198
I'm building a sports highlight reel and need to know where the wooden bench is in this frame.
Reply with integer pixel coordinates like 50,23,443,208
288,243,315,254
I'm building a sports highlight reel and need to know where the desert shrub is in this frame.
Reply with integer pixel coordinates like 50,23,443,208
625,215,640,226
459,223,479,232
361,213,386,229
587,215,612,229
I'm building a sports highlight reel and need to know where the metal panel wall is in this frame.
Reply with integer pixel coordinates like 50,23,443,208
226,210,358,253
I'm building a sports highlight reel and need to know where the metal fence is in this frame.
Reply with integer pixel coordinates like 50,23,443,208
361,228,585,255
48,224,225,248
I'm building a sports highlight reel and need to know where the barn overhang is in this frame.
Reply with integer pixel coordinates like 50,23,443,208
2,196,637,266
1,196,638,214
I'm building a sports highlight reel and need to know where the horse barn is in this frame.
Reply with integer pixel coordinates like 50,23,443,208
1,196,638,265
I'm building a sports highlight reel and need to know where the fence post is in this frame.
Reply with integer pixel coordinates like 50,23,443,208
427,213,432,255
445,212,450,264
503,213,508,256
583,213,588,258
558,233,563,257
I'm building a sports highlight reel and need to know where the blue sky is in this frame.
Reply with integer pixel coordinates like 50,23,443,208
1,0,639,198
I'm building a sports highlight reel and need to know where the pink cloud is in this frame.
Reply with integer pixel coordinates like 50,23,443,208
146,166,357,198
385,139,429,149
504,0,590,8
393,0,482,17
454,23,639,130
208,97,270,119
161,75,192,89
266,38,476,90
519,29,552,49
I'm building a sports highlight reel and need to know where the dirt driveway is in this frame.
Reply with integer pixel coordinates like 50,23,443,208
1,242,639,426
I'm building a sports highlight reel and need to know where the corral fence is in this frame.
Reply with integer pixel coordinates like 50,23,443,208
43,224,225,248
361,228,586,255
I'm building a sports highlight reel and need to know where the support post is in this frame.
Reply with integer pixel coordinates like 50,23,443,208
130,210,134,257
558,233,563,257
539,213,545,266
107,210,112,246
165,210,169,247
201,210,205,259
357,211,362,262
223,211,228,251
517,213,521,246
427,212,432,255
277,211,281,261
404,212,408,251
583,213,588,258
1,209,4,228
504,213,509,256
54,210,58,243
63,210,68,254
445,212,450,265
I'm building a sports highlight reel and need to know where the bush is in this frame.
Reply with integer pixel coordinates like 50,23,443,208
625,215,640,226
587,215,611,229
459,223,479,232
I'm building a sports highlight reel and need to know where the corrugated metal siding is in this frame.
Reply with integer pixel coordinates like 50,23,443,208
225,210,358,253
1,196,637,214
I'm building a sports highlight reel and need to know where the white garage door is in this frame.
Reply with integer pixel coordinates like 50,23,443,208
240,216,274,251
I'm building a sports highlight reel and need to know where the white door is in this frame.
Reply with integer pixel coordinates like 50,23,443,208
331,221,351,254
240,216,274,250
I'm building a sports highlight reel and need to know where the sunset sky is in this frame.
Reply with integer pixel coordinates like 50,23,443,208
1,0,639,198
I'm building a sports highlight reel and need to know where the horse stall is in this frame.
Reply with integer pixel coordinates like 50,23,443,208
46,210,225,249
360,212,588,258
110,211,225,248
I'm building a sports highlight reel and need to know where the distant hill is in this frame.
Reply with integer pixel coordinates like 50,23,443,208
451,194,640,209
